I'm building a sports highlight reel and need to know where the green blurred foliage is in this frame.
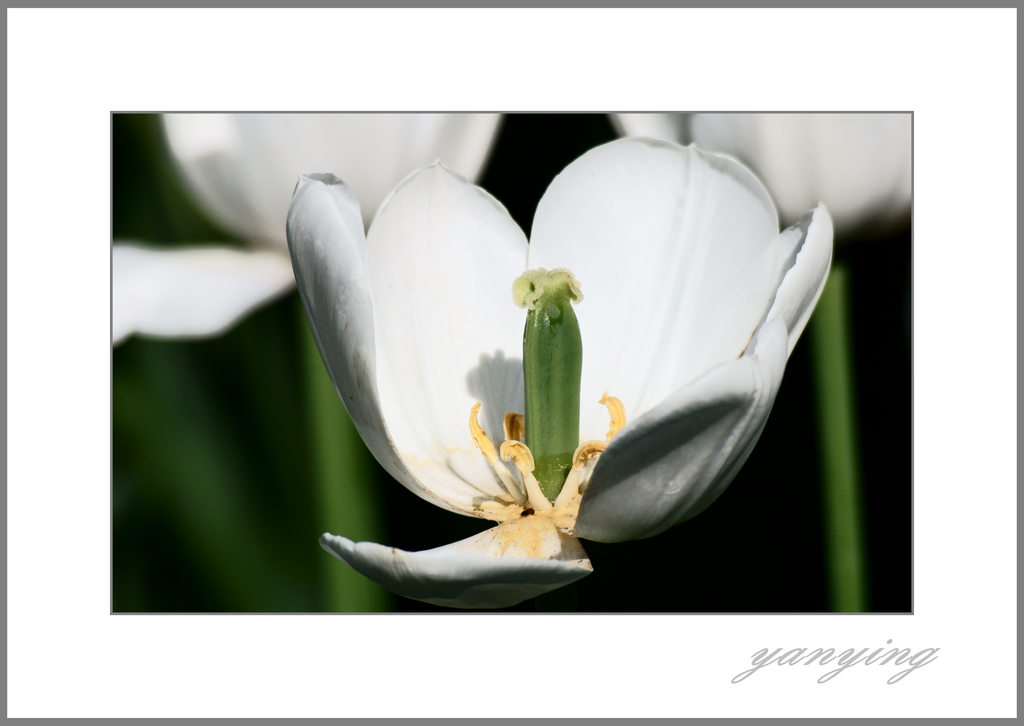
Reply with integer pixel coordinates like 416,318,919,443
112,114,226,245
113,114,389,611
114,301,318,610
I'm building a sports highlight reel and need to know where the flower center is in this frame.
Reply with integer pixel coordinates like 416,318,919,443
469,391,625,514
468,268,627,516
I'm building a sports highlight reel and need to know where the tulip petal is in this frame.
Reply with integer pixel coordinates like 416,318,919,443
612,113,690,144
365,163,530,514
288,173,453,514
164,113,503,248
528,138,780,441
573,317,789,543
764,204,834,355
688,113,911,233
112,243,294,345
320,515,592,609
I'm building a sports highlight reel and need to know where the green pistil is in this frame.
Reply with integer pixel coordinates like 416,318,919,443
513,268,583,501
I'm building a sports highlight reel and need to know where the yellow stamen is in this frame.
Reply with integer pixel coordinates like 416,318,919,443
503,412,525,443
470,401,527,506
561,439,608,497
572,440,607,469
500,440,552,511
499,439,534,473
599,392,626,441
470,402,498,463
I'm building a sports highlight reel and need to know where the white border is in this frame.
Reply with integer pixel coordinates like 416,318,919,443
7,7,1017,718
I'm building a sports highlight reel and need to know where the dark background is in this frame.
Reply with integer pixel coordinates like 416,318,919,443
112,114,911,613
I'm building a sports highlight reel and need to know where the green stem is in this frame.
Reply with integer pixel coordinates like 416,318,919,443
809,263,869,612
298,300,391,612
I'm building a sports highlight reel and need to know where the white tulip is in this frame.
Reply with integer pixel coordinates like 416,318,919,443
289,138,833,608
113,114,501,344
615,113,910,237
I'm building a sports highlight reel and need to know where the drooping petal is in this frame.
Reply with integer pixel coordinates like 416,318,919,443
573,317,789,543
320,515,592,609
163,113,503,248
366,164,530,514
528,138,780,442
111,243,294,344
763,204,834,355
287,173,453,514
688,114,911,234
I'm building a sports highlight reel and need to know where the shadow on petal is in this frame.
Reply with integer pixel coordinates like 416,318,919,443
465,350,524,446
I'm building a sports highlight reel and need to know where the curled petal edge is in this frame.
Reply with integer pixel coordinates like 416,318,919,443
321,516,592,609
763,204,835,356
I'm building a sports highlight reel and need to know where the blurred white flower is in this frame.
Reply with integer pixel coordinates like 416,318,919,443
614,113,910,237
113,114,502,344
288,138,833,608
